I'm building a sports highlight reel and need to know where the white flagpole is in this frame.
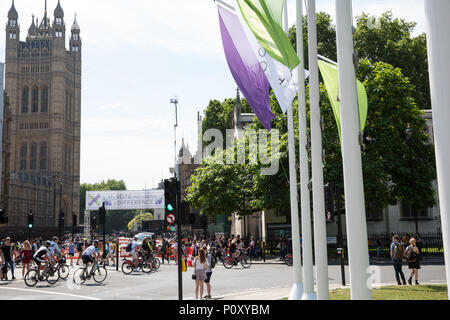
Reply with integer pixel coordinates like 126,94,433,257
335,0,371,300
307,0,329,300
283,0,304,300
296,0,316,300
425,0,450,300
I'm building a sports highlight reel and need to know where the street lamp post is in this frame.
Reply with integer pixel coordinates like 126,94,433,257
405,125,419,235
170,97,183,301
58,179,64,238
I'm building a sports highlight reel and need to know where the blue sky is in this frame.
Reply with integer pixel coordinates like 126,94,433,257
0,0,426,190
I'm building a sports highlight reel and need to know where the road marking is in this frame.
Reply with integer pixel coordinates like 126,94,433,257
0,287,101,300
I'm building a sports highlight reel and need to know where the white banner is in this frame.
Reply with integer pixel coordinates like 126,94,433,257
86,190,164,211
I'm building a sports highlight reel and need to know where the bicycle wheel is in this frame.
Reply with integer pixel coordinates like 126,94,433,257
141,261,152,273
46,267,59,284
24,269,39,287
58,264,70,280
241,255,252,268
150,258,160,271
223,256,234,269
93,266,108,283
121,260,134,275
73,268,87,285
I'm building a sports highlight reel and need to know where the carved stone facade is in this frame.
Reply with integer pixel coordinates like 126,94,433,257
1,0,81,232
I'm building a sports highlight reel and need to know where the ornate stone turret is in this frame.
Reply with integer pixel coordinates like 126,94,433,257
6,0,20,58
53,0,65,47
70,13,81,53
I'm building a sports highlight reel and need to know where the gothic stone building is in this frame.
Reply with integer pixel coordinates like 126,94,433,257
0,0,81,236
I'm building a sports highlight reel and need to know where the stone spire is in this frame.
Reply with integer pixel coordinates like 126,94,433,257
71,13,80,31
8,0,18,20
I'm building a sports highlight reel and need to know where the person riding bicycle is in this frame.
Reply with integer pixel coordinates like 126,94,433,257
49,237,62,263
32,241,52,279
81,240,99,276
130,236,142,268
140,238,153,261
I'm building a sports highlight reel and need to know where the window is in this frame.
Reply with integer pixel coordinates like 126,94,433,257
20,143,27,170
401,202,430,218
10,19,16,27
22,87,29,113
56,18,62,25
73,34,78,40
32,87,39,112
30,143,37,170
40,142,47,170
41,86,49,112
366,202,383,221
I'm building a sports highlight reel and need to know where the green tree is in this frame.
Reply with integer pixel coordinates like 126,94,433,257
186,144,261,219
127,211,154,232
202,97,253,139
354,12,430,109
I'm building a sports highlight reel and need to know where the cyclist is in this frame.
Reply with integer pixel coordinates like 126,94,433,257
141,238,153,261
81,240,99,276
130,237,141,269
32,241,52,279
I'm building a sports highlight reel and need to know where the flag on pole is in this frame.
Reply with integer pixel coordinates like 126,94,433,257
236,0,300,70
218,5,275,130
318,60,368,140
232,1,296,113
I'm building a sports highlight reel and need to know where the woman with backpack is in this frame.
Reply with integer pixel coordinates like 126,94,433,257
405,238,421,285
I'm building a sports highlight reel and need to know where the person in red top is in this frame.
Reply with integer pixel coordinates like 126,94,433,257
19,240,33,278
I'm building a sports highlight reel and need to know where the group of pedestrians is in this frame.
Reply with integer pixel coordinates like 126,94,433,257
390,235,422,285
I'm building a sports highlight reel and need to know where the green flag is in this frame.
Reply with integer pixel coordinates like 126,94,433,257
318,60,368,141
237,0,300,70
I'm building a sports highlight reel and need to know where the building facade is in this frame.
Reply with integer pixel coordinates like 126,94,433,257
1,0,81,235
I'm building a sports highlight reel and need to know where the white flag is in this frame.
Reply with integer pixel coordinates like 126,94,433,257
233,3,297,113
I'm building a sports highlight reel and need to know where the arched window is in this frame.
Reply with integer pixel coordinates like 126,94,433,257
22,86,29,113
41,86,49,112
40,142,47,170
30,143,37,170
20,143,27,170
32,87,39,112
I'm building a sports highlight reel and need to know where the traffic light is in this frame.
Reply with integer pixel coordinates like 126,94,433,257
0,209,7,225
27,211,34,229
72,212,77,227
99,203,106,226
164,177,178,219
180,201,190,225
91,213,97,232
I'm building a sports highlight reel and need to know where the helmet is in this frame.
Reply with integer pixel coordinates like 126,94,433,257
45,241,51,247
94,240,99,246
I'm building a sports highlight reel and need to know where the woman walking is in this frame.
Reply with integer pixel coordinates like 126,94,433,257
19,240,33,278
193,248,209,300
405,238,421,285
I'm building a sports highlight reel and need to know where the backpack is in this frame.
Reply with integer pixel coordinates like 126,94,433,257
209,252,216,269
404,246,416,262
393,243,403,260
126,242,132,252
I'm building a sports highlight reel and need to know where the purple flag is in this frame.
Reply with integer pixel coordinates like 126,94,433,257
218,5,274,131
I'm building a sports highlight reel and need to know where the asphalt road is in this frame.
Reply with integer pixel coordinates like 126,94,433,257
0,261,446,300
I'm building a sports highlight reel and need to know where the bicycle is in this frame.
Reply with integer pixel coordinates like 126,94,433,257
54,254,70,280
223,248,252,269
24,261,60,287
73,259,107,285
121,252,155,274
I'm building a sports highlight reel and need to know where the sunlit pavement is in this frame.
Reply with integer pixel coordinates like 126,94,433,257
0,262,446,300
